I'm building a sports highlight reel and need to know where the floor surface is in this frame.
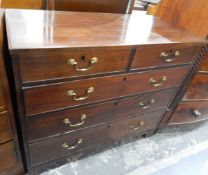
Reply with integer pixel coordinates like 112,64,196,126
41,121,208,175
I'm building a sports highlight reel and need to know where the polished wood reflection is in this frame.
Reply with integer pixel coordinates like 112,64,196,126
5,9,203,53
23,67,188,116
5,9,206,172
153,0,208,127
155,0,208,38
27,88,176,142
44,0,132,14
1,0,43,9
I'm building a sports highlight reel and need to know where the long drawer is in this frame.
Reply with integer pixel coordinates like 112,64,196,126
29,109,164,166
23,66,188,116
27,88,176,142
168,101,208,125
131,44,201,70
19,48,131,83
0,111,12,144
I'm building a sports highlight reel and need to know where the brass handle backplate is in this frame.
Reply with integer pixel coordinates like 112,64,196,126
149,76,167,87
160,50,180,62
63,114,87,127
139,99,155,109
129,120,144,130
67,87,94,101
67,57,98,71
62,138,83,150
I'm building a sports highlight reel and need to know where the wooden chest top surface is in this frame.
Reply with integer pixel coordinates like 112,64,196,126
5,9,203,53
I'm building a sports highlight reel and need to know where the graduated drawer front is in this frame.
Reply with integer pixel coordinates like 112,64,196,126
0,111,12,144
23,66,188,116
19,48,130,83
29,109,164,166
131,44,201,70
0,141,17,172
27,88,177,142
183,74,208,101
168,102,208,125
168,101,208,125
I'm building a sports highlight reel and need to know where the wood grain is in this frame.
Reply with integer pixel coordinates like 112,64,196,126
153,0,208,127
131,44,202,70
5,9,206,172
183,74,208,101
44,0,131,14
0,111,12,144
27,88,177,142
0,142,17,172
5,9,204,54
19,48,130,83
199,55,208,72
1,0,42,9
155,0,208,38
0,83,5,112
23,66,188,116
168,101,208,125
29,109,164,166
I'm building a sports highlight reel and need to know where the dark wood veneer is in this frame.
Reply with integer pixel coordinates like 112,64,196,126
0,83,6,112
0,142,17,172
5,9,205,172
23,66,188,116
132,44,202,70
29,109,164,166
183,74,208,101
44,0,131,14
5,10,203,53
19,48,131,83
168,101,208,125
0,111,12,144
27,88,177,142
29,128,155,175
0,9,24,175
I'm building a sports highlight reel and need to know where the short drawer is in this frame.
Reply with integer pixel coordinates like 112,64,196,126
0,141,17,172
131,44,201,70
0,111,12,144
23,66,188,116
19,48,131,83
168,101,208,126
183,74,208,101
29,109,164,166
27,88,176,142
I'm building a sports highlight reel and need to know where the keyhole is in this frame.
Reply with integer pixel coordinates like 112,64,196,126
107,125,111,128
80,56,85,62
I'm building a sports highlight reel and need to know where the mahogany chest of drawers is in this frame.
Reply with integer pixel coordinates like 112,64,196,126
5,9,205,173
